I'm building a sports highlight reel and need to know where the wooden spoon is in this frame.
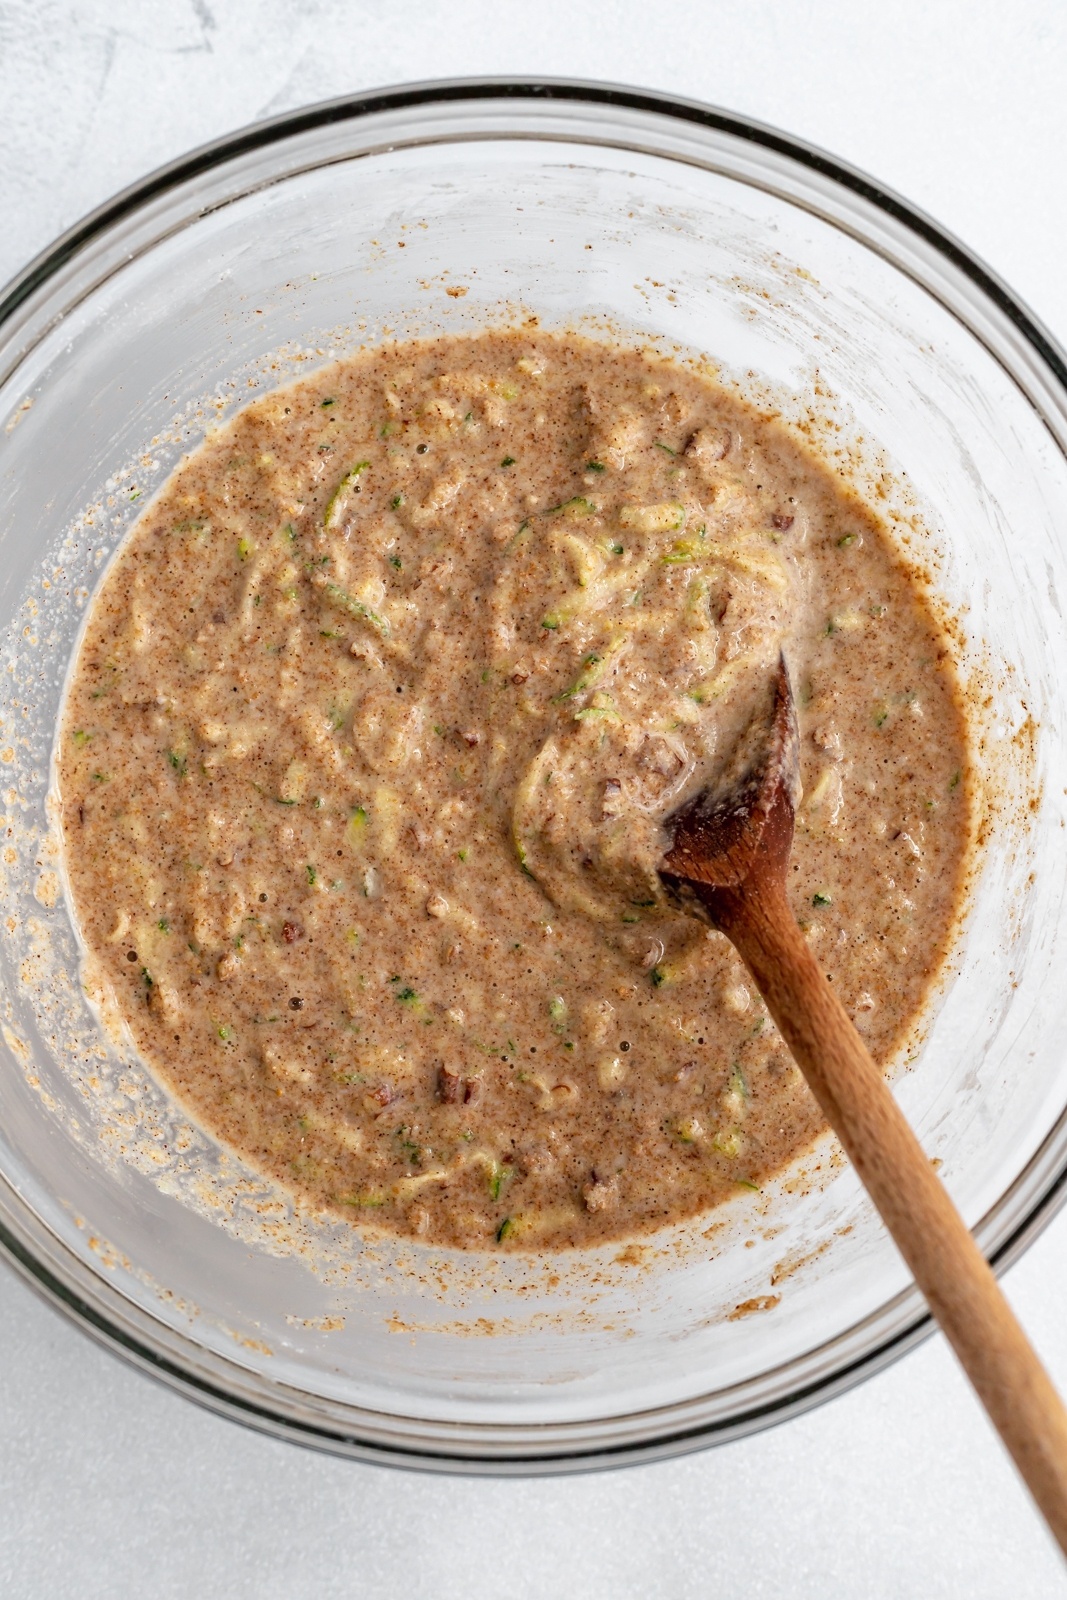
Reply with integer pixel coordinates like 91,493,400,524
660,655,1067,1555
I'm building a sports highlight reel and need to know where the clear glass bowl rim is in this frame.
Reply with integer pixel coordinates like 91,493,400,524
3,75,1067,1474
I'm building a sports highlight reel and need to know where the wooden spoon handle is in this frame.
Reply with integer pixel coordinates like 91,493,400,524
720,880,1067,1556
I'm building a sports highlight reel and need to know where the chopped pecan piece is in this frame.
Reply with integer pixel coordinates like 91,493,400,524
437,1063,462,1104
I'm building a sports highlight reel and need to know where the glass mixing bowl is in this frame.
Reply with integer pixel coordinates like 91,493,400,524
1,79,1066,1472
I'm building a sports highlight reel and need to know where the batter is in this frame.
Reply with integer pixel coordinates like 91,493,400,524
58,332,969,1248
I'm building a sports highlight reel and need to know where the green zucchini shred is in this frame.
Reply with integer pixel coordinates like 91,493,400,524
324,461,371,527
324,582,390,636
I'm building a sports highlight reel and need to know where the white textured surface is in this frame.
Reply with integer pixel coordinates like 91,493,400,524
2,1,1067,1593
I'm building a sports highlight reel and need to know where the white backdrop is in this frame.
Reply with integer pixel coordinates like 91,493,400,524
2,2,1066,1594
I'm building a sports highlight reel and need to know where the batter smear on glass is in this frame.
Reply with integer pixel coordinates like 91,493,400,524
58,332,970,1249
